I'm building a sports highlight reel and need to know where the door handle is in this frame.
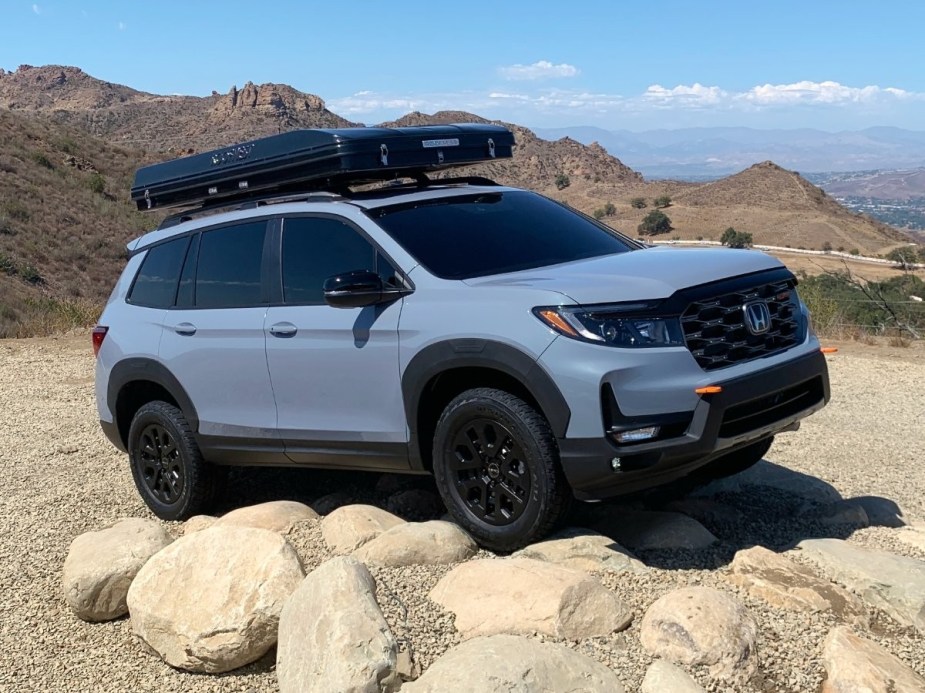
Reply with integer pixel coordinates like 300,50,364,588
174,322,197,336
269,322,298,338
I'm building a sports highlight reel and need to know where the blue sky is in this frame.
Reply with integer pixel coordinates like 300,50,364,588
2,1,924,131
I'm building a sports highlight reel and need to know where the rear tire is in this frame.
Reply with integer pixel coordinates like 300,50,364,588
432,388,571,552
127,401,224,521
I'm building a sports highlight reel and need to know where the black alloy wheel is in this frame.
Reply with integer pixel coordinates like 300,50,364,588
433,387,571,552
449,418,532,525
127,401,223,521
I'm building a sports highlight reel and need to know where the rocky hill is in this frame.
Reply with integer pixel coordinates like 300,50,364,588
0,65,920,336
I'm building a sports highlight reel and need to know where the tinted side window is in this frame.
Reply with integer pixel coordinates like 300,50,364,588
282,217,376,304
128,236,190,308
195,222,267,308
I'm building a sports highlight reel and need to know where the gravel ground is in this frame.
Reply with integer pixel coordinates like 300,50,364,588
0,334,923,692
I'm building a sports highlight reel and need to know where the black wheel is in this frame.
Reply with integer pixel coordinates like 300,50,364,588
695,436,774,481
127,401,224,521
432,388,571,552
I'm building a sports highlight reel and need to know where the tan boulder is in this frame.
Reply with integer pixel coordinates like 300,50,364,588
430,558,633,640
798,538,925,632
62,518,173,622
321,504,405,555
181,515,217,535
513,527,647,573
640,586,758,682
127,526,304,673
353,520,477,567
594,510,718,551
401,634,625,692
821,626,925,693
277,556,399,693
641,660,705,693
214,500,318,533
726,546,868,625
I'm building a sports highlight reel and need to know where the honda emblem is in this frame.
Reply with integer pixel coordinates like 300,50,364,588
743,301,771,335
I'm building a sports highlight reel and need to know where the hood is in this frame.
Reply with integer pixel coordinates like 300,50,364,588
462,246,785,305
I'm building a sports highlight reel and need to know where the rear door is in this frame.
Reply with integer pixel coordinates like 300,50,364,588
159,220,279,453
264,214,408,468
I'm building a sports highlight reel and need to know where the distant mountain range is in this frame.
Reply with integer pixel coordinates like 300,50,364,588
533,125,925,178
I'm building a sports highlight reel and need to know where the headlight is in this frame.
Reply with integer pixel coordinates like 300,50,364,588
534,304,684,348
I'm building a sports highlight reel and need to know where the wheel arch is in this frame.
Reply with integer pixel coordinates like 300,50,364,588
107,358,200,449
402,339,570,470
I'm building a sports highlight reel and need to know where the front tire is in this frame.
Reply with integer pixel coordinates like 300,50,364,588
432,388,571,552
127,401,223,521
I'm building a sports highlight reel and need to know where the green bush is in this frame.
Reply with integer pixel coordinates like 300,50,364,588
0,200,30,222
654,194,672,208
0,253,16,275
592,208,605,220
630,197,647,209
554,173,570,190
19,264,42,284
87,173,106,194
603,202,616,217
31,152,54,169
720,227,753,249
638,210,672,236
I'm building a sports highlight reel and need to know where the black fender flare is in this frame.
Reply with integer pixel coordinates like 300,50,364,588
107,358,200,433
401,339,571,455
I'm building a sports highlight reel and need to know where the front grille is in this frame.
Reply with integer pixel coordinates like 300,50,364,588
681,279,801,370
719,376,824,438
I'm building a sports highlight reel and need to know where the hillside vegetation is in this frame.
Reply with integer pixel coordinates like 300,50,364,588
0,64,921,337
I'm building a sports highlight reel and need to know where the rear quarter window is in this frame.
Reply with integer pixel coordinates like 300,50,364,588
127,236,190,308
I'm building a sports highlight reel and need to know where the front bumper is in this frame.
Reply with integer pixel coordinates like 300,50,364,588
558,349,830,500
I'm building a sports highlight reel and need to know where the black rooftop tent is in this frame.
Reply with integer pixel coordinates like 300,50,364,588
131,124,515,211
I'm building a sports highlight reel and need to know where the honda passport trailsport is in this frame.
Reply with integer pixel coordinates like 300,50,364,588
94,124,830,550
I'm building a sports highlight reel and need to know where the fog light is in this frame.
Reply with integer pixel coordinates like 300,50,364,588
614,426,660,443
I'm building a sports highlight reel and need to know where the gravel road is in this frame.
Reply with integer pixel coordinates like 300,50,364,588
0,333,922,692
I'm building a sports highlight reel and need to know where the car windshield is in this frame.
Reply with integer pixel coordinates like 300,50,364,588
369,190,637,280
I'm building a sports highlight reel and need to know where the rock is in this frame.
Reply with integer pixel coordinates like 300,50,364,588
895,525,925,552
849,496,906,528
513,527,647,573
311,492,353,516
798,538,925,632
385,489,443,520
594,510,718,551
277,556,399,693
814,501,870,528
126,526,304,673
640,586,758,682
821,626,925,693
641,660,705,693
401,634,625,692
353,521,477,567
725,546,868,625
181,515,217,535
430,558,633,639
214,500,318,533
664,498,747,528
321,504,405,555
698,460,842,503
62,518,172,622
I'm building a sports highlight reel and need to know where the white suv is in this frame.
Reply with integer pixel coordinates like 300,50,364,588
95,125,830,550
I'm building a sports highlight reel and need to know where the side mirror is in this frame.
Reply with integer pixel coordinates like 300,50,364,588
323,270,384,308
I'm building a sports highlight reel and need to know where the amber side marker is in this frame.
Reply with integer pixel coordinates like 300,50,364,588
694,386,723,395
820,347,839,354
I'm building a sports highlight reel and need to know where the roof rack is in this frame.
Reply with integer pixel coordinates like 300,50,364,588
132,124,514,212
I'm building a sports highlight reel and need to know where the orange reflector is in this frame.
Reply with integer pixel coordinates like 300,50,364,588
537,309,579,337
695,386,723,395
820,347,838,354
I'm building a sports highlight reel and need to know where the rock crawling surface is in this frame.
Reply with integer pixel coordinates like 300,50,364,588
0,334,924,692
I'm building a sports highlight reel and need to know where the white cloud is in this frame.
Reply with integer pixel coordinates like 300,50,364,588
742,80,912,105
643,83,727,106
498,60,579,81
32,4,40,14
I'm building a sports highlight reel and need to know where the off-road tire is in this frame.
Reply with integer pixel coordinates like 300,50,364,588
432,388,571,552
127,401,224,521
